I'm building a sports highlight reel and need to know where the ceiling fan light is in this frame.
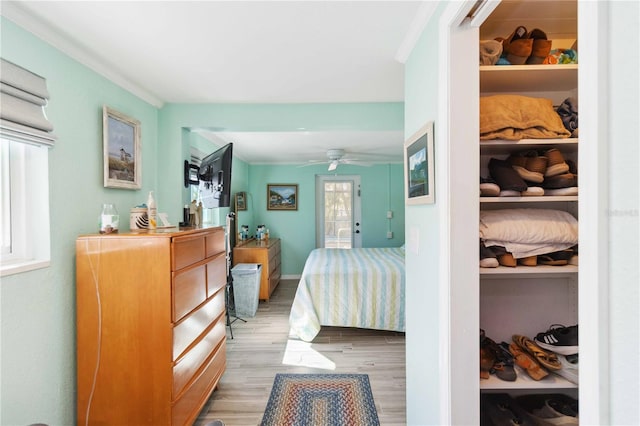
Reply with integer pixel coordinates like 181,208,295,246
328,161,338,171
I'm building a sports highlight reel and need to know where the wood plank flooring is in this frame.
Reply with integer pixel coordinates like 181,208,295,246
194,279,406,426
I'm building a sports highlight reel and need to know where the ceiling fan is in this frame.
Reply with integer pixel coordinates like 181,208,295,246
301,149,372,171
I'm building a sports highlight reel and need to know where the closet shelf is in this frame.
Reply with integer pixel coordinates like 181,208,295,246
481,365,577,390
480,64,578,93
481,196,578,203
480,138,578,155
480,265,578,278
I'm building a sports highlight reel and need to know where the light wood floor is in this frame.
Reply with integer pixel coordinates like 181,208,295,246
194,279,407,426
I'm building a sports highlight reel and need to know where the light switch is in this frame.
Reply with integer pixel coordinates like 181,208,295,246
386,210,393,219
387,231,393,239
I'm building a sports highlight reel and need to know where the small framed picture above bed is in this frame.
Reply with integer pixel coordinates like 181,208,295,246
404,121,435,205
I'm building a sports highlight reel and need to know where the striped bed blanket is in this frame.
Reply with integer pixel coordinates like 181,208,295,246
289,247,405,342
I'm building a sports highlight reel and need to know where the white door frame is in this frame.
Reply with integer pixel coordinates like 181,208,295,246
438,1,608,425
315,174,362,249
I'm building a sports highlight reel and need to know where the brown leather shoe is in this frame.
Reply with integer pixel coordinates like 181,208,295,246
527,28,552,64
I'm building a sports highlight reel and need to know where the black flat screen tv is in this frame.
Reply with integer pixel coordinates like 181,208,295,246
198,142,233,208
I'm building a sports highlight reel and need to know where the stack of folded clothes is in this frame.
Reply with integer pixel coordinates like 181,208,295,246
479,208,578,267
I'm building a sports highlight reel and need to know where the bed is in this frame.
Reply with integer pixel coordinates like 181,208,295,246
288,246,405,342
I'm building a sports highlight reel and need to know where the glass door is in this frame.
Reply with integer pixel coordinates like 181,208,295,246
315,175,361,248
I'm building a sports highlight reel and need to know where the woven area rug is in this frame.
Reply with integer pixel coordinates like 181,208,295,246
260,373,380,426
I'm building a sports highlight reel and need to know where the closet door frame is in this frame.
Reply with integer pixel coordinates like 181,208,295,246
437,1,609,425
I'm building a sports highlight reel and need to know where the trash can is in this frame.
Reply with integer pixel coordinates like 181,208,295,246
231,263,262,317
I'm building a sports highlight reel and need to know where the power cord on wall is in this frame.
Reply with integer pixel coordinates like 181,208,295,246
84,238,102,426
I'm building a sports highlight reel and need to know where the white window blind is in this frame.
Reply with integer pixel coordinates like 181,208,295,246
0,58,56,147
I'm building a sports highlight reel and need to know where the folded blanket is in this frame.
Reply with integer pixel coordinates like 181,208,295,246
480,95,571,140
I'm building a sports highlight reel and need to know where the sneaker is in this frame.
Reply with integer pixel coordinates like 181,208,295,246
553,353,579,384
534,324,578,355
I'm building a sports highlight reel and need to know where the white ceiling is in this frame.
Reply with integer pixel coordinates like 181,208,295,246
3,1,429,165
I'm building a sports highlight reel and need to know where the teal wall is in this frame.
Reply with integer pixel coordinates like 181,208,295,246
246,163,405,275
403,2,447,425
1,18,159,425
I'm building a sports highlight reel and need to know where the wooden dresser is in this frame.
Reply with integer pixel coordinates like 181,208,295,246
76,227,227,426
233,238,281,301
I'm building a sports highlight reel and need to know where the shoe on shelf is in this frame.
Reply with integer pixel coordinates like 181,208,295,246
543,172,577,189
515,394,579,425
480,329,497,379
507,151,548,183
497,252,517,267
508,342,549,380
553,353,579,385
480,176,501,197
545,187,578,196
534,324,579,355
498,26,533,65
482,393,537,426
526,28,553,65
513,334,562,370
480,240,499,268
489,158,528,192
521,186,544,196
517,255,537,266
544,149,570,177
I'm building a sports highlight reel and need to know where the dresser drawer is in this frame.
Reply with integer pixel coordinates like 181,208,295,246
173,235,205,271
206,254,227,298
205,229,225,258
173,288,225,360
173,317,226,398
173,265,207,322
172,339,226,426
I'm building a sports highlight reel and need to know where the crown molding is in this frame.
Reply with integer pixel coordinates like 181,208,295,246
1,1,164,108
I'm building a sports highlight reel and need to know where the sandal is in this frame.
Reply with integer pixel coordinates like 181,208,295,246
508,342,548,381
513,334,561,370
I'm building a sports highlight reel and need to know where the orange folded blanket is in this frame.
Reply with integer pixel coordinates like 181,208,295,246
480,95,571,140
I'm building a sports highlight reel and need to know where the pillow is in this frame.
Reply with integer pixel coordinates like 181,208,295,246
480,208,578,259
480,208,578,245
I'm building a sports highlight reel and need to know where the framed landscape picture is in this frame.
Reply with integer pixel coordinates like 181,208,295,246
103,106,141,189
404,121,435,205
267,184,298,210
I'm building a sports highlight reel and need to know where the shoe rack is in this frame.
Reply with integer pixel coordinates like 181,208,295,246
478,0,579,396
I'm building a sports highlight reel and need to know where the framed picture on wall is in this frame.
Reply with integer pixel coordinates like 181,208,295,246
103,106,141,189
404,121,435,204
235,192,247,211
267,184,298,210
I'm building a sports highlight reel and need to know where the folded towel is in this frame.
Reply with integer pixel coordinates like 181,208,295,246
557,97,578,136
480,95,572,140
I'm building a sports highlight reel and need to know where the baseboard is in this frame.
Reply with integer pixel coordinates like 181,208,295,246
281,274,301,280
